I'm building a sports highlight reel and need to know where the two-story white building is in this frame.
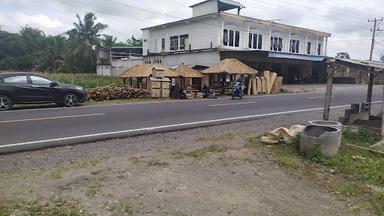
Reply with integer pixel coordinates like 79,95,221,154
142,0,332,83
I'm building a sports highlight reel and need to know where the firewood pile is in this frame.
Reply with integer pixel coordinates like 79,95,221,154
86,86,151,101
247,71,283,95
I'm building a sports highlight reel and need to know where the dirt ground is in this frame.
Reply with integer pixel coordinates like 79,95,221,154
0,105,381,216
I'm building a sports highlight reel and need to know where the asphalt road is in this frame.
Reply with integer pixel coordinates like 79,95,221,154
0,85,382,153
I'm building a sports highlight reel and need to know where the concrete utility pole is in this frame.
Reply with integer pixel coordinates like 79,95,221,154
367,17,383,115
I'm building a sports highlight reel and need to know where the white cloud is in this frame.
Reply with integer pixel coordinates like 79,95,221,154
1,0,383,60
14,12,64,29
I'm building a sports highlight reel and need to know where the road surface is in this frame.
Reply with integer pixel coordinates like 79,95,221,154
0,85,382,153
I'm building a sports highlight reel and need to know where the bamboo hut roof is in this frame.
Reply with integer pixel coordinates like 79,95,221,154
202,59,258,75
171,65,204,78
118,64,178,78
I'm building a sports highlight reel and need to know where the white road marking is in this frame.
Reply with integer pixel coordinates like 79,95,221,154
1,101,382,149
0,113,105,124
308,96,332,99
209,102,257,107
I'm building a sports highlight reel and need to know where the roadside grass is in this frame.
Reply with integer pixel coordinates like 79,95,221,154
196,133,236,142
44,73,124,89
171,145,234,159
50,156,104,179
245,128,384,215
0,199,87,216
129,156,169,167
342,127,378,147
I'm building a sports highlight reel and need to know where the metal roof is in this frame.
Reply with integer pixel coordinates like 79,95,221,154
268,51,326,62
142,12,331,37
190,0,245,8
334,58,384,72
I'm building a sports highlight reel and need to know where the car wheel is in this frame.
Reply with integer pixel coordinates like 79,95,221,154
0,95,13,111
63,93,79,107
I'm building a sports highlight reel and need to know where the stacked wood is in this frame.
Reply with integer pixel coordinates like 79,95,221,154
86,86,150,101
271,77,283,94
248,72,283,95
256,78,262,94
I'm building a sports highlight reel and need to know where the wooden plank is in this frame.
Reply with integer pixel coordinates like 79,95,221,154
263,71,270,95
271,77,283,94
256,77,262,94
268,72,278,94
247,76,252,96
261,77,267,94
252,76,257,95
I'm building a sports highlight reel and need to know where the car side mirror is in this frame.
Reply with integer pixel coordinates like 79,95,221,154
50,81,59,87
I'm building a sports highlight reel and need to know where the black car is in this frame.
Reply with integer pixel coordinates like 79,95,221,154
0,72,86,111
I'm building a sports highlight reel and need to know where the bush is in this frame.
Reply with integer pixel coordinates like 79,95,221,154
43,73,124,89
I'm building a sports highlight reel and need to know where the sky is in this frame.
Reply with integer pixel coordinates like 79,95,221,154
1,0,383,61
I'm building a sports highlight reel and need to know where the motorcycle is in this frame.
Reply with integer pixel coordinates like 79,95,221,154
232,81,244,99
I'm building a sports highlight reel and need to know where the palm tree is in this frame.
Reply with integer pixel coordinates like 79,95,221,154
70,12,108,47
126,35,143,47
100,35,117,48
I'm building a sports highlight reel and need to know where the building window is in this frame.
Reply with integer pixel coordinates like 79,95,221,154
290,39,300,53
180,34,189,50
258,35,263,49
248,33,252,48
229,30,234,46
307,42,311,55
235,31,240,47
249,33,262,49
223,29,228,46
224,29,240,47
317,43,322,55
161,38,165,51
270,37,283,51
170,36,178,51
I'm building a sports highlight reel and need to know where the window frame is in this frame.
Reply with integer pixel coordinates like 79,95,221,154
179,34,189,50
229,30,234,47
223,29,229,46
3,75,29,85
307,42,312,55
170,36,179,51
29,75,53,85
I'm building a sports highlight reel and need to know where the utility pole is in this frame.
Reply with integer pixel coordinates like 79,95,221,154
367,17,383,115
369,17,383,61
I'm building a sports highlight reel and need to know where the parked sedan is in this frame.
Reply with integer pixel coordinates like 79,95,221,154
0,72,86,111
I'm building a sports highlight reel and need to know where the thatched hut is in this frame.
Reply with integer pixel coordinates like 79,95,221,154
118,64,178,90
171,65,204,90
202,59,258,93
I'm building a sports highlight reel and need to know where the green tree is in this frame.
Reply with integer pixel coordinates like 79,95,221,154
35,35,65,72
70,12,108,47
126,35,143,47
0,26,45,71
62,12,108,73
336,52,351,59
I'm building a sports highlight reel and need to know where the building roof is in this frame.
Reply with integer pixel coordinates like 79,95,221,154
334,58,384,72
142,12,331,37
190,0,245,9
202,58,258,74
118,64,178,78
221,13,331,37
171,65,204,78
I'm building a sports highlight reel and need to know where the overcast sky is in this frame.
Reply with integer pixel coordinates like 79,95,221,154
1,0,383,60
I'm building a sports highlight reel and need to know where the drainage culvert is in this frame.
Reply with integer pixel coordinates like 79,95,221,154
299,125,342,159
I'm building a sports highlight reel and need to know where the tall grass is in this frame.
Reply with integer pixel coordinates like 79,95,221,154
43,73,124,89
